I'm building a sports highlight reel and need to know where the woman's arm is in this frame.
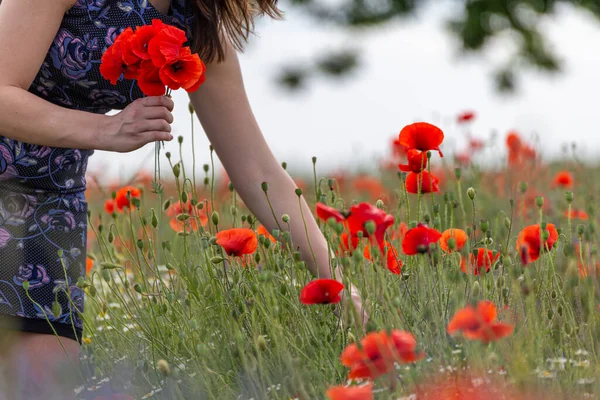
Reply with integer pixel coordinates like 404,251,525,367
189,39,366,323
0,0,173,152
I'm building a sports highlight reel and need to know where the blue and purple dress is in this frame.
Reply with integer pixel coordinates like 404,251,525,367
0,0,193,342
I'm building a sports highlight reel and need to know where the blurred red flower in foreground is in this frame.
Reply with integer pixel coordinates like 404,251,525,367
326,383,373,400
340,329,424,379
114,186,141,211
398,122,444,157
462,248,500,275
215,228,258,257
439,229,468,253
346,202,394,249
516,223,558,264
300,279,344,305
552,171,573,188
457,111,476,123
405,171,440,194
448,300,514,343
364,241,402,274
399,149,428,173
316,203,346,223
86,257,94,274
415,372,557,400
402,224,442,255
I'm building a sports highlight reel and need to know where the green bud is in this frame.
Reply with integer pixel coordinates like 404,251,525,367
172,163,180,178
134,283,143,293
312,156,317,164
163,199,171,211
211,211,219,226
454,168,462,180
375,199,384,209
504,217,511,230
365,220,377,235
480,219,489,233
102,269,111,282
137,239,144,250
181,191,188,204
295,188,303,196
177,135,183,144
535,196,544,208
467,187,476,200
577,224,585,236
281,162,287,170
151,209,158,228
565,192,574,203
282,214,290,223
203,177,209,185
88,286,97,297
547,308,554,320
188,102,195,114
22,281,30,291
162,241,172,251
211,256,225,264
228,182,234,192
261,182,268,192
52,301,62,318
472,281,481,299
447,237,456,250
519,182,528,194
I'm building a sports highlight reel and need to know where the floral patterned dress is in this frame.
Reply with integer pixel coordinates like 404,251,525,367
0,0,194,342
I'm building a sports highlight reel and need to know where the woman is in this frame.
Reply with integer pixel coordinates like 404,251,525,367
0,0,365,396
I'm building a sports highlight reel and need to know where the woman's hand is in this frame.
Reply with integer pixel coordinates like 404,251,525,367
98,96,175,152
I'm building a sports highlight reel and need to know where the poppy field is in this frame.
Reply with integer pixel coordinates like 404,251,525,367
77,113,600,399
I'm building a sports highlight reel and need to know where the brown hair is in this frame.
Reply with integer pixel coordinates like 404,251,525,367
190,0,282,63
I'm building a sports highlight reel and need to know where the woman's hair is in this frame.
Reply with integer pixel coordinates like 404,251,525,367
190,0,282,63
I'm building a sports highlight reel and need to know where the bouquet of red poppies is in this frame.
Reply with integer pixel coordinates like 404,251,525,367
100,19,205,95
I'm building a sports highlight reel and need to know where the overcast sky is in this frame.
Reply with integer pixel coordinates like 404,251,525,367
88,2,600,182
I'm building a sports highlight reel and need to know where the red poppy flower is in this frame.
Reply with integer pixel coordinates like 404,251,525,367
454,151,471,166
516,223,558,264
338,232,360,255
257,225,277,243
552,171,573,188
364,241,402,274
104,199,115,214
468,138,485,151
405,171,440,194
147,24,188,68
399,149,428,173
326,383,373,400
346,202,394,248
462,248,500,275
398,122,444,157
299,279,344,305
352,176,386,201
131,19,164,60
340,329,424,379
439,228,468,253
114,186,142,211
137,59,166,96
86,257,94,274
215,228,258,257
390,222,408,241
565,209,589,220
167,201,207,233
316,203,346,223
506,131,522,153
402,223,442,255
159,47,206,92
457,111,475,123
100,27,139,84
391,137,409,157
447,300,514,343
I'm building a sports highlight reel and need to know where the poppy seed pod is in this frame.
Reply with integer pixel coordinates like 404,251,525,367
281,161,287,170
454,168,461,180
519,182,528,194
535,196,544,208
165,151,171,159
471,281,481,299
467,187,476,200
282,214,290,223
177,135,183,144
312,156,317,164
151,209,158,228
480,220,489,233
295,188,303,196
375,199,384,209
261,182,268,192
188,101,194,114
566,191,574,203
211,211,219,226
